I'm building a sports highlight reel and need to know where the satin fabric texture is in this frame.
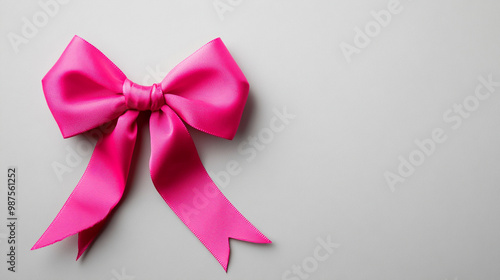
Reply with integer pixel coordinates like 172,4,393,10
32,36,271,271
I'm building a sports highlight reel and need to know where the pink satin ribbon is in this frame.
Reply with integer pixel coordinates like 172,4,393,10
32,35,271,270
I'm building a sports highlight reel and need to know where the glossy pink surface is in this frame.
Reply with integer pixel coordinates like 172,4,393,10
33,36,270,271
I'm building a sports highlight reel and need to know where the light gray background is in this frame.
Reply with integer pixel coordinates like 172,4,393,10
1,0,500,279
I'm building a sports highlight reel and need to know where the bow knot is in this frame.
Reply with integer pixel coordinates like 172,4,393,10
123,79,165,111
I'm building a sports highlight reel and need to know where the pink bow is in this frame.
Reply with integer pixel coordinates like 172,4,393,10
32,35,270,270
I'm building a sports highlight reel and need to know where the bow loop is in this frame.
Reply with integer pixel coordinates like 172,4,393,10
161,38,249,140
42,35,128,138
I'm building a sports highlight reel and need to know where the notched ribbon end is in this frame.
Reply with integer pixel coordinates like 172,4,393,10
31,233,96,262
31,237,88,262
218,235,272,272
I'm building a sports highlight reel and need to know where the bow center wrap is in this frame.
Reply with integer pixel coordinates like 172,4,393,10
123,79,165,111
32,35,270,271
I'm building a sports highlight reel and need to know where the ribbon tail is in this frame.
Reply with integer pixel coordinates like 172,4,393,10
149,107,271,271
76,219,107,259
32,111,139,259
